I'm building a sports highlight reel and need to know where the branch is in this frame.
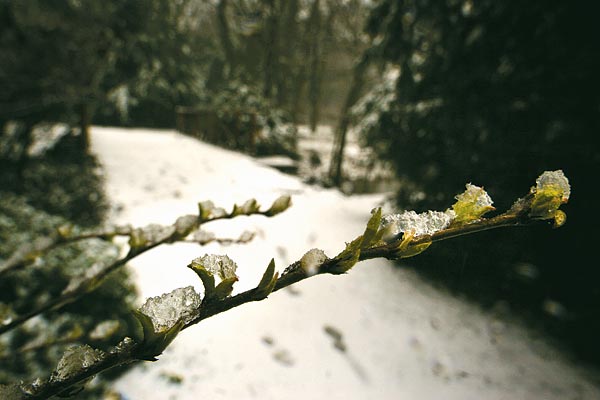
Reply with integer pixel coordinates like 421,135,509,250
0,196,292,336
0,171,570,399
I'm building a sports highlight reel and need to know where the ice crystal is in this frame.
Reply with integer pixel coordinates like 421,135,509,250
139,286,202,333
536,170,570,202
381,210,456,238
300,248,328,276
455,183,494,209
190,254,238,280
110,336,135,354
52,345,106,381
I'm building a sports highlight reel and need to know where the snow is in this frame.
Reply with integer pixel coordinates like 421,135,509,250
190,254,238,281
456,183,494,209
381,210,455,239
139,286,202,333
536,170,570,201
52,344,105,382
300,248,328,276
90,126,599,400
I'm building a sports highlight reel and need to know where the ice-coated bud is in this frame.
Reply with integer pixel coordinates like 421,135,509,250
451,183,495,224
266,195,292,216
174,214,198,237
456,183,494,209
52,345,106,382
300,248,328,276
190,254,238,280
129,223,176,249
529,170,571,221
139,286,202,333
536,170,570,202
381,210,455,239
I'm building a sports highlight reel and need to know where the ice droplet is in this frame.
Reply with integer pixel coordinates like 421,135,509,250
52,345,106,382
536,170,570,202
381,210,456,238
190,255,238,280
300,249,328,276
139,286,202,333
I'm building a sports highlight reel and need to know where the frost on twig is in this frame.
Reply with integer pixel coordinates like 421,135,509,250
535,170,570,202
51,345,106,382
138,286,202,333
529,170,570,226
190,254,238,281
381,210,456,241
133,286,202,361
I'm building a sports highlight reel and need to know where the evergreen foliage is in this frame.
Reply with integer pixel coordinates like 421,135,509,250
359,0,600,362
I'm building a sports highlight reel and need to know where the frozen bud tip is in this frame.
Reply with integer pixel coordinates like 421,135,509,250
52,345,106,382
456,184,494,209
451,183,495,224
267,195,292,215
139,286,202,333
300,248,328,276
190,254,238,280
536,170,570,202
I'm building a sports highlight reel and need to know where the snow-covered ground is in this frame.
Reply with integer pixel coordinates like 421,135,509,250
90,126,599,400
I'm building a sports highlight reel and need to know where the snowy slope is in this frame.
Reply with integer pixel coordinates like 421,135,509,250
90,126,599,400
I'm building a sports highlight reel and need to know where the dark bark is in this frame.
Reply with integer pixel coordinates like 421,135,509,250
216,0,236,77
328,50,372,186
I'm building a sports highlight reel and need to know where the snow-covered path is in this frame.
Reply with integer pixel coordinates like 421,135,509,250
91,127,598,400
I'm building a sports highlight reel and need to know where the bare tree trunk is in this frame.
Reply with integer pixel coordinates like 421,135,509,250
262,0,280,100
216,0,236,77
79,102,90,152
307,0,322,133
328,50,372,187
277,0,299,108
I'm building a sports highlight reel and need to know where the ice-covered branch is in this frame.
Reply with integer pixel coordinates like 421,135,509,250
0,171,570,399
0,196,292,336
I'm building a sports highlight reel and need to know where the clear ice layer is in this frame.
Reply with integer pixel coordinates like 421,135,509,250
53,345,105,381
139,286,202,332
190,254,238,280
381,210,456,238
455,183,494,208
300,248,328,276
536,170,570,201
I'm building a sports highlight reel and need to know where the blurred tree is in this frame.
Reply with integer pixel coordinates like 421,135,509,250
359,0,600,362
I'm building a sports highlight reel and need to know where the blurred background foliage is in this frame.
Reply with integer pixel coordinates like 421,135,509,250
356,0,600,364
